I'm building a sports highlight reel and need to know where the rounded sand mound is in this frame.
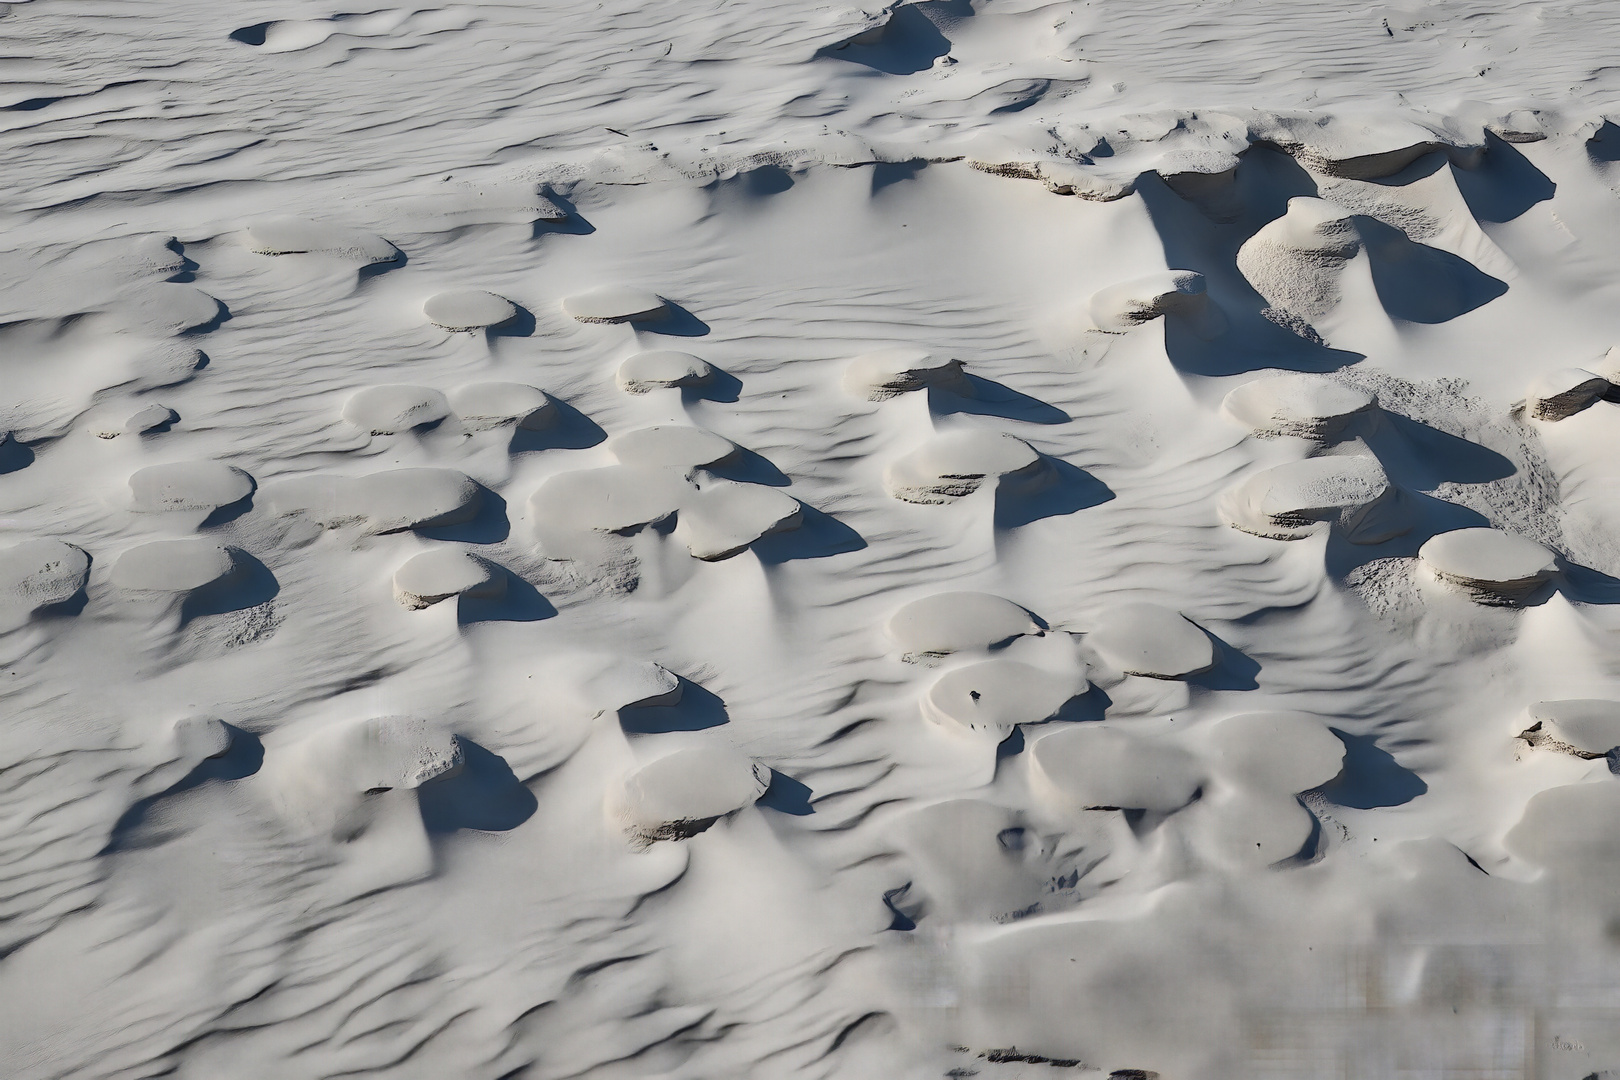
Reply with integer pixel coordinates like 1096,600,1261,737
675,480,802,561
921,660,1086,736
612,746,770,844
448,382,556,431
1417,527,1556,604
529,466,687,537
574,656,683,713
110,540,236,593
843,348,969,401
1222,373,1376,439
392,549,505,609
1087,270,1222,336
342,385,450,435
1202,712,1345,793
562,287,669,324
1029,726,1203,813
172,715,233,760
886,592,1039,657
1220,454,1404,543
120,283,223,336
299,715,463,794
1520,700,1620,758
608,426,737,469
270,468,482,534
616,351,714,394
1086,602,1215,679
885,430,1045,504
1525,368,1608,421
1237,198,1359,323
128,461,254,514
0,539,90,631
423,290,517,332
244,218,401,264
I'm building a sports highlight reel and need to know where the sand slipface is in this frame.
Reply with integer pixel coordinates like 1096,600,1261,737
172,715,233,760
1221,373,1376,439
608,426,737,469
1086,602,1216,679
843,348,969,401
270,468,482,534
392,549,505,609
616,350,714,394
575,656,682,713
1029,726,1203,813
612,746,770,844
1524,368,1608,421
1220,454,1404,543
244,218,401,264
0,539,90,630
1087,270,1223,336
1417,527,1556,604
342,385,451,435
422,290,517,331
922,660,1086,736
110,540,236,593
1237,198,1360,324
128,461,254,514
886,592,1038,656
885,430,1045,504
562,287,669,324
448,382,556,431
1203,712,1344,792
1520,700,1620,757
120,283,223,336
675,481,802,560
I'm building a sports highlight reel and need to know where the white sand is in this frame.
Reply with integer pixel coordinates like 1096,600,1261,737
13,4,1620,1076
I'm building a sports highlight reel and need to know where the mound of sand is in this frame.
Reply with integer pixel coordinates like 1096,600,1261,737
244,218,401,265
675,480,802,560
422,290,517,331
574,656,683,713
342,385,451,435
1219,454,1404,543
269,468,482,534
921,660,1087,736
1087,270,1223,337
1202,712,1345,793
0,539,90,631
392,549,505,609
1519,700,1620,758
88,403,178,439
529,466,687,538
119,283,223,336
1524,368,1608,421
1236,198,1360,323
608,426,738,469
616,350,715,394
884,430,1045,504
1252,113,1480,179
171,715,233,761
562,287,669,324
1489,109,1547,143
286,715,463,799
448,382,556,431
128,461,254,514
889,799,1049,924
885,591,1039,657
1221,373,1376,439
109,539,236,592
1029,726,1203,813
1086,602,1216,679
842,348,970,401
612,746,770,844
1417,527,1557,604
1189,788,1318,867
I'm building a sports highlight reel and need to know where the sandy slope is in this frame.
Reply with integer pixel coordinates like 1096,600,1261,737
8,1,1620,1078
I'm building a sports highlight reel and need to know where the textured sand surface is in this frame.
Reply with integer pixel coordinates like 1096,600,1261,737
10,1,1620,1078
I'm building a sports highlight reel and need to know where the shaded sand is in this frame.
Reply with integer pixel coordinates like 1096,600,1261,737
1221,373,1376,439
342,385,451,435
843,348,969,401
886,592,1039,657
244,218,401,264
885,430,1045,504
448,382,556,430
921,660,1087,736
1219,454,1404,543
0,539,89,631
1417,527,1557,604
128,461,254,514
1524,368,1607,421
109,540,236,592
392,549,505,609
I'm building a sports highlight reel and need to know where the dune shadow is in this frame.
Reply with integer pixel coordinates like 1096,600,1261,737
510,398,607,453
1318,730,1427,809
229,22,270,44
683,366,742,404
0,436,35,474
1557,562,1620,605
417,485,509,544
1323,490,1489,579
356,248,407,281
819,2,954,74
181,551,279,623
1358,218,1507,324
102,724,266,853
753,503,866,563
179,297,229,336
1363,412,1516,487
458,569,557,624
930,376,1069,425
1589,120,1620,163
758,770,815,816
1050,685,1112,724
418,740,537,833
618,677,729,734
200,489,256,529
641,302,709,338
1186,631,1260,692
994,458,1113,530
707,446,791,487
485,304,537,340
1453,133,1555,224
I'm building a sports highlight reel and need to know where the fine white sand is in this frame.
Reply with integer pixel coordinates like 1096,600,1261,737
12,3,1620,1077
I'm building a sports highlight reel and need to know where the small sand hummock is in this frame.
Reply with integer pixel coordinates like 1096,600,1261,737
886,592,1038,657
120,283,223,336
575,656,683,713
1029,726,1202,813
1220,454,1404,543
172,715,233,761
392,549,506,609
110,539,237,593
423,290,518,331
244,218,401,265
885,430,1046,504
529,466,687,537
1524,368,1608,422
1086,601,1216,679
616,351,715,394
1087,270,1223,336
562,287,669,324
608,426,738,469
842,348,970,401
1237,198,1360,323
613,746,770,844
322,715,464,793
1521,700,1620,758
269,468,482,534
921,659,1086,736
342,385,451,435
1221,373,1376,439
1202,712,1345,793
1417,527,1557,604
675,480,802,561
128,461,254,514
0,539,90,631
448,382,556,431
89,403,178,439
